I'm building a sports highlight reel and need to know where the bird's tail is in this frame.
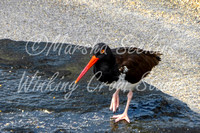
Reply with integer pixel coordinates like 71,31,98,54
154,52,162,61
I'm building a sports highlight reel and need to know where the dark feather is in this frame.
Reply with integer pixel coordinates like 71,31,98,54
112,47,162,83
93,43,162,84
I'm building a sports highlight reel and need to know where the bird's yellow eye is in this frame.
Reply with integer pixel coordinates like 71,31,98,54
101,49,105,54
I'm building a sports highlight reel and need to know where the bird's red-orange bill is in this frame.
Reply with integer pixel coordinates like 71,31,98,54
75,55,99,84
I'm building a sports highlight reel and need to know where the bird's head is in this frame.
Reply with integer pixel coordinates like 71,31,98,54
75,43,112,84
92,43,112,60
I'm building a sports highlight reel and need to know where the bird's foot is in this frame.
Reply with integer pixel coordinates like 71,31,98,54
112,113,130,123
109,90,119,112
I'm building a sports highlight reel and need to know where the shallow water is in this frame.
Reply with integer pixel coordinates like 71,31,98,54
0,39,200,132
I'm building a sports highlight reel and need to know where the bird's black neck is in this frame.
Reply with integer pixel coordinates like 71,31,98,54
93,55,120,83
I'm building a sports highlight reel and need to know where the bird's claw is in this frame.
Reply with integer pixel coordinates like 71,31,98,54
112,113,130,123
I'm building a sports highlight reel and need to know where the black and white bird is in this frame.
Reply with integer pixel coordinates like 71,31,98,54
75,43,161,123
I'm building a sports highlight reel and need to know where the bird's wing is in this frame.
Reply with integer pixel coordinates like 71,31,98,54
112,47,161,83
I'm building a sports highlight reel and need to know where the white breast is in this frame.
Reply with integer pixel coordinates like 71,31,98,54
104,73,141,92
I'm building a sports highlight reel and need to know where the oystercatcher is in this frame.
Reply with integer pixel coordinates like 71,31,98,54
75,43,161,123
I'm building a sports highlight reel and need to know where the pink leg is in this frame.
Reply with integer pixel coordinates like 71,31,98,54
112,90,133,123
110,89,120,112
